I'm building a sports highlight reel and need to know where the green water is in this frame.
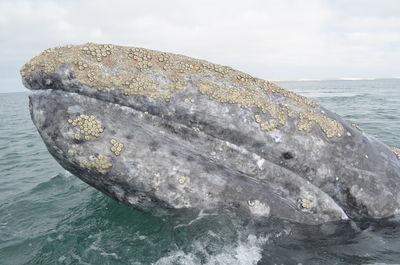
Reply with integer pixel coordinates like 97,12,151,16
0,80,399,265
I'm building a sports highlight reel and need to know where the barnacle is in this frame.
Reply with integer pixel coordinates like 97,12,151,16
69,114,103,140
300,199,312,210
390,146,400,160
110,139,124,156
178,176,186,185
80,154,112,170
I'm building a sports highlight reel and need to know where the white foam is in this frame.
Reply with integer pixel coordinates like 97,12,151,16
154,234,268,265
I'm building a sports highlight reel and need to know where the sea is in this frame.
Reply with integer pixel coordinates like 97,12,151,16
0,79,399,265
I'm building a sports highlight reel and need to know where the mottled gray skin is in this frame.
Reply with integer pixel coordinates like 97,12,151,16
24,63,400,225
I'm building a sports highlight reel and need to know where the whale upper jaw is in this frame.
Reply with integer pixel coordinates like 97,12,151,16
22,44,400,225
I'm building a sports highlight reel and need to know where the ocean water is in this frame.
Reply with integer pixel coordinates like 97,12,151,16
0,79,399,265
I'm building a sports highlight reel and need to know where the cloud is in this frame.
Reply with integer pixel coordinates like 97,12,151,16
0,0,399,92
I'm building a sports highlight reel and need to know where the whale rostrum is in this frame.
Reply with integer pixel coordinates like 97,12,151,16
21,43,400,225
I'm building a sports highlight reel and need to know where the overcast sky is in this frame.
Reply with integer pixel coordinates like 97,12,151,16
1,0,400,93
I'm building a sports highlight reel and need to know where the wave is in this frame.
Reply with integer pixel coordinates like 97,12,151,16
154,233,267,265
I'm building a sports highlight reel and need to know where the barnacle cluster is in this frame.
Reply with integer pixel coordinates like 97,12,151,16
300,198,312,210
74,61,88,71
296,109,343,138
197,77,343,137
157,52,171,62
80,44,113,62
68,114,104,140
254,115,278,132
110,139,124,156
175,61,198,73
127,48,153,70
121,75,157,95
236,73,252,82
257,79,318,109
80,154,112,170
20,50,58,77
202,62,231,76
391,146,400,160
184,98,195,103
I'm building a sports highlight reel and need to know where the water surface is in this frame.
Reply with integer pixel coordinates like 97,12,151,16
0,80,399,264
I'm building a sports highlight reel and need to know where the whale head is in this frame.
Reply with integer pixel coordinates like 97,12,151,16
21,43,400,225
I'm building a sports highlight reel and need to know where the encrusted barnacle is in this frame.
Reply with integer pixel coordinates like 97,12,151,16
299,198,312,210
175,61,197,73
202,62,231,76
197,79,289,128
135,61,153,70
157,52,171,62
178,176,186,184
247,200,256,207
254,115,278,132
81,43,113,61
236,73,252,82
184,98,195,103
163,62,174,71
296,109,344,138
74,61,88,71
121,75,158,96
68,114,103,140
390,146,400,160
110,139,124,156
87,71,96,82
171,77,187,91
127,47,152,63
80,154,112,170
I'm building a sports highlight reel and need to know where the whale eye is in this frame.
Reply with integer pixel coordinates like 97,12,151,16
282,152,294,160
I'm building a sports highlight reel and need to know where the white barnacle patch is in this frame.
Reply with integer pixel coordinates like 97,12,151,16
299,198,312,210
178,176,186,185
248,200,270,217
110,138,124,156
68,114,104,140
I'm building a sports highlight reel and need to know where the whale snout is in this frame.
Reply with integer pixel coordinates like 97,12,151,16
24,43,400,225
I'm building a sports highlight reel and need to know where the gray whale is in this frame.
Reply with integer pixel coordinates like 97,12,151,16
21,43,400,225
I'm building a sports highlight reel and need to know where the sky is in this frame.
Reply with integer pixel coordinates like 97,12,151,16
0,0,400,93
